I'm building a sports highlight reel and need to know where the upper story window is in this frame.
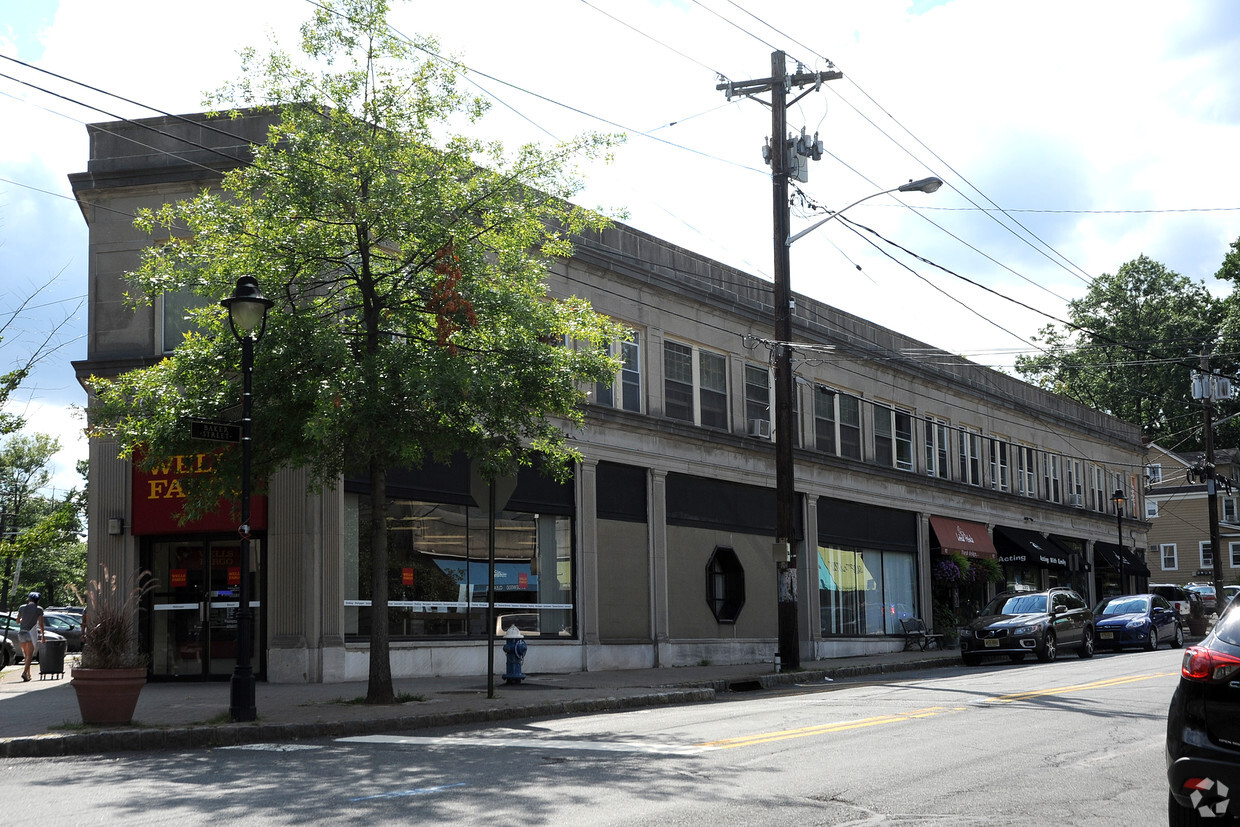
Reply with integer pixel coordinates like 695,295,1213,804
988,438,1010,492
1224,497,1238,525
873,404,914,472
1146,463,1163,485
924,416,950,479
1042,453,1062,504
1145,498,1159,519
162,290,210,353
663,340,727,430
815,387,861,460
1066,459,1084,507
744,364,771,437
1016,445,1037,498
1202,541,1214,569
1091,466,1107,512
1160,543,1178,570
958,427,982,486
595,334,642,413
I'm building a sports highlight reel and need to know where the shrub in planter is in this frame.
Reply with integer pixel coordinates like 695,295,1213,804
69,567,156,725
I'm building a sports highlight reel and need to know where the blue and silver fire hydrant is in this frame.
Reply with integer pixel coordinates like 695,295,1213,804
502,625,528,684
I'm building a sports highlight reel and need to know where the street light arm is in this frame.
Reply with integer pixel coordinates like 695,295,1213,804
785,176,942,247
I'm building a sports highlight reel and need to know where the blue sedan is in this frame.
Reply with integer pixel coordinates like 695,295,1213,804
1092,594,1184,651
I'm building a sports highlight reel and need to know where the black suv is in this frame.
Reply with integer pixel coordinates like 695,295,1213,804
958,588,1095,666
1166,601,1240,824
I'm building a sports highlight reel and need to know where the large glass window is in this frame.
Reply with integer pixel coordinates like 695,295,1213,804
818,545,917,637
924,417,950,479
744,364,771,436
344,495,574,640
988,439,1010,492
958,427,981,486
596,334,641,413
1017,445,1037,497
663,340,728,429
162,290,211,353
874,405,914,471
814,387,859,459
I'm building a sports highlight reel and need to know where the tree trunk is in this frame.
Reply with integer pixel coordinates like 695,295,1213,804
365,458,395,704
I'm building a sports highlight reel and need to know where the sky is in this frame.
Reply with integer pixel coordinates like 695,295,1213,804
3,0,1240,496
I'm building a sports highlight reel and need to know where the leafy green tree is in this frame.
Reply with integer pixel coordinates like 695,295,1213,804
0,432,78,611
86,0,625,703
1015,255,1227,451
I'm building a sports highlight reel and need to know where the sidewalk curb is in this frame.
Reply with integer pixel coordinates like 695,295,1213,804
0,652,960,758
0,688,716,758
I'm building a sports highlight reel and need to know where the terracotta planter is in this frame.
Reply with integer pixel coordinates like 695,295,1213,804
71,667,147,725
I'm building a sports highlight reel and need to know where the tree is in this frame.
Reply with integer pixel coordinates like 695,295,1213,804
85,0,625,703
0,273,83,437
1015,255,1227,451
0,432,80,611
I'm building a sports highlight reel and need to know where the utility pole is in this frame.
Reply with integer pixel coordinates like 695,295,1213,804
719,52,841,670
1195,346,1226,612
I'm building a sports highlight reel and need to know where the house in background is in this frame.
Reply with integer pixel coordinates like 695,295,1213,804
1146,444,1240,590
70,110,1151,684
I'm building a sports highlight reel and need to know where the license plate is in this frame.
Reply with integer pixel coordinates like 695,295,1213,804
984,639,999,648
1100,632,1114,639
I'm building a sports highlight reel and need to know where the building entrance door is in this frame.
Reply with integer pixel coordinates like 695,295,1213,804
147,538,263,680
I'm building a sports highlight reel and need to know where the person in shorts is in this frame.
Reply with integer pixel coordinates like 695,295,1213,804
16,592,44,682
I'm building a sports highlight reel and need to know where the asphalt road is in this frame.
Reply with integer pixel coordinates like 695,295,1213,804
1,646,1183,825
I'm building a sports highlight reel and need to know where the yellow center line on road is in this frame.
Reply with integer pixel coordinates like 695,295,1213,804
699,706,960,750
698,669,1180,750
980,671,1177,704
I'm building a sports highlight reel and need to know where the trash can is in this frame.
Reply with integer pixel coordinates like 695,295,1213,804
39,638,67,680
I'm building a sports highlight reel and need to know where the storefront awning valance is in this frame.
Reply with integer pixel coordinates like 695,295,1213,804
929,516,997,559
1095,542,1151,577
993,525,1069,569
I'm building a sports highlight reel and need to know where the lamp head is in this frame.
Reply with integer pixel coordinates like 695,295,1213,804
1112,489,1126,507
221,276,274,340
898,176,943,194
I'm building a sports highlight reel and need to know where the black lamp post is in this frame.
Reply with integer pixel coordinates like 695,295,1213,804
221,275,273,723
1112,489,1126,595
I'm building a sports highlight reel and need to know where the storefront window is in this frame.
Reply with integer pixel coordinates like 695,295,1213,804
344,495,574,639
818,545,917,636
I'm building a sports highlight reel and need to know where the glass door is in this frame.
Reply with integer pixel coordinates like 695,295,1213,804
148,538,263,680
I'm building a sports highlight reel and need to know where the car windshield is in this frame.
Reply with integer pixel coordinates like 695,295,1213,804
1096,596,1149,616
984,594,1047,615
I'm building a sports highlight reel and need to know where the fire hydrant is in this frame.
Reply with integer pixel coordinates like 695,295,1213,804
502,625,527,684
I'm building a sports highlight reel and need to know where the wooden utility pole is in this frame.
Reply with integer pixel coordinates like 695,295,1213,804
719,52,841,670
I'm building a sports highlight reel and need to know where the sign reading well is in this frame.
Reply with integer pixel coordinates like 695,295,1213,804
130,449,267,536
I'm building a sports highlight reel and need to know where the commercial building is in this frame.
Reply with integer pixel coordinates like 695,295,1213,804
70,111,1150,683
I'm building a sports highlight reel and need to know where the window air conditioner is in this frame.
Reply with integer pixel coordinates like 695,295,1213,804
1068,494,1084,507
748,419,773,439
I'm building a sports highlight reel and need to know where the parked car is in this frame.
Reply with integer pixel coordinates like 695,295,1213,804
41,612,83,652
1151,584,1194,617
0,615,66,664
1166,600,1240,823
1224,585,1240,609
46,605,84,617
958,588,1095,666
1186,583,1218,613
1092,594,1184,651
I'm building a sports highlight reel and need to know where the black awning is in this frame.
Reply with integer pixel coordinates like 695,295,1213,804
1095,542,1151,578
993,525,1069,569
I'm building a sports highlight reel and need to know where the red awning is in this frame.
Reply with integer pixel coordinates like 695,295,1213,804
929,516,997,559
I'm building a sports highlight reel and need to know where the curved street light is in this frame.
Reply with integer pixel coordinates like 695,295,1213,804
221,275,273,723
786,176,943,246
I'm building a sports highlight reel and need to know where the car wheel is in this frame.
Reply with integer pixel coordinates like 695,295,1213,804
1077,627,1094,659
1171,623,1185,649
962,653,982,667
1008,653,1025,663
1145,626,1159,651
1037,630,1057,662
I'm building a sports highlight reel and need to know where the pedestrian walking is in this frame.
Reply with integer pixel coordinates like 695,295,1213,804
16,591,44,682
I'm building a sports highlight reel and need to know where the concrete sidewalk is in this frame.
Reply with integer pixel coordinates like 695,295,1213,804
0,647,959,757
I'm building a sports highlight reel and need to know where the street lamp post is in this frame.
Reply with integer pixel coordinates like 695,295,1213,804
774,175,943,668
1112,490,1126,595
221,275,273,723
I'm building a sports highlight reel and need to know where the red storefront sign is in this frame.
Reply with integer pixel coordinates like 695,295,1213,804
130,449,266,535
169,569,187,588
228,566,241,586
518,572,528,589
402,568,415,587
